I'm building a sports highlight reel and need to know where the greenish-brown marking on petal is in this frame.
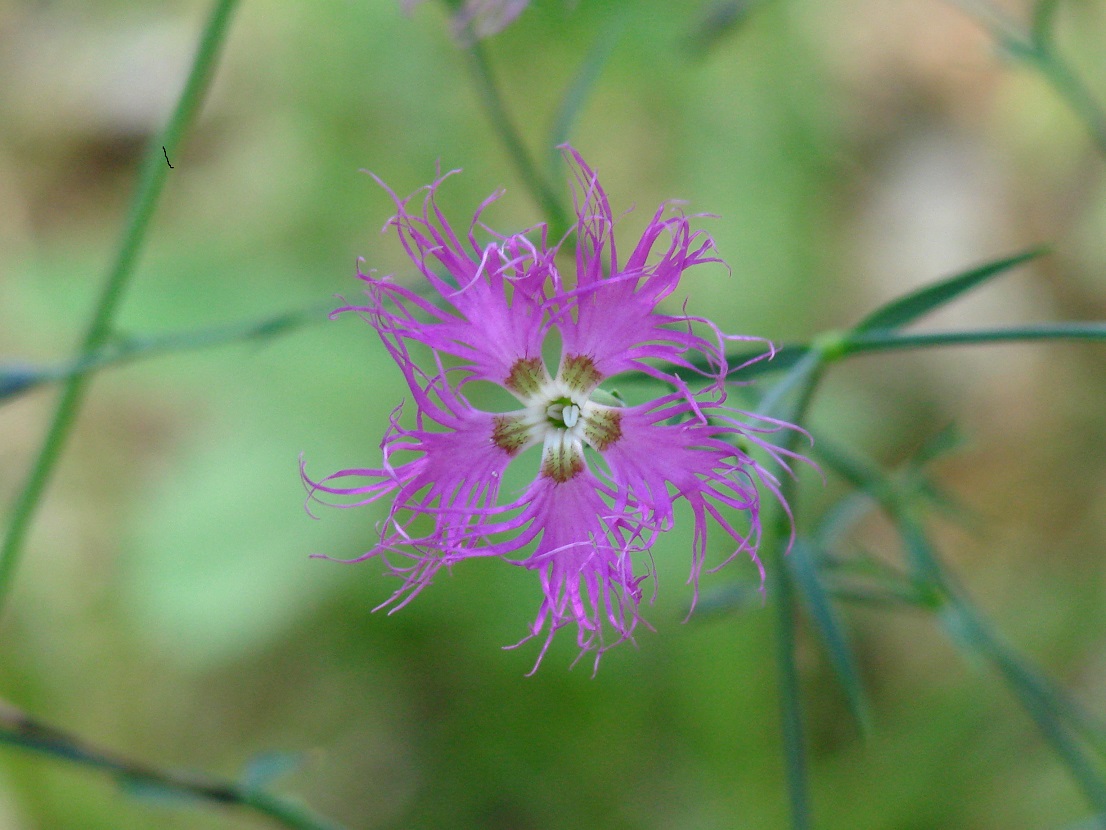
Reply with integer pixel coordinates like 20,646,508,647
541,441,585,483
583,409,623,452
492,414,531,456
503,357,547,399
560,354,602,394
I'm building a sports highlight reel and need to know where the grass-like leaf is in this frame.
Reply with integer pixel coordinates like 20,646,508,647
790,540,873,733
853,247,1046,332
813,437,1106,815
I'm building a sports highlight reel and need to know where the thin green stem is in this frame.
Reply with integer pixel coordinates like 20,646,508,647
763,358,825,830
688,322,1106,384
954,0,1106,158
0,701,344,830
840,323,1106,356
772,557,811,830
1023,0,1106,157
815,439,1106,817
463,42,572,240
0,0,239,616
1,304,329,403
940,574,1106,820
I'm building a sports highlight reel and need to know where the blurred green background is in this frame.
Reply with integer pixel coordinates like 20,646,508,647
1,0,1106,827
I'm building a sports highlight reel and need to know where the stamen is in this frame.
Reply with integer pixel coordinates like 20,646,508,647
563,404,580,428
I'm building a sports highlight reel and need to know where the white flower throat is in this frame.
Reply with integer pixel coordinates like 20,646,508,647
493,354,624,483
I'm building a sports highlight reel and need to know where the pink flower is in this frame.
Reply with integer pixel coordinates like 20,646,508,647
401,0,530,43
305,148,800,671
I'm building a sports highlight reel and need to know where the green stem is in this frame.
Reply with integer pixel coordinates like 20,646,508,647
840,323,1106,356
463,42,572,240
941,579,1106,820
0,0,239,616
956,0,1106,158
1,304,330,403
815,439,1106,818
0,701,344,830
772,554,813,830
764,357,825,830
1022,0,1106,157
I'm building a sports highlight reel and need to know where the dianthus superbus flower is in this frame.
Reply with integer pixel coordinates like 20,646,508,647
305,148,801,671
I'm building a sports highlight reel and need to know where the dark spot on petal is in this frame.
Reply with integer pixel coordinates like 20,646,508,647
560,354,602,394
541,441,585,483
584,409,623,451
492,414,531,455
504,357,547,399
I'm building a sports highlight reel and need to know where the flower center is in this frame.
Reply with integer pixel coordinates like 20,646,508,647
545,398,581,430
493,355,625,482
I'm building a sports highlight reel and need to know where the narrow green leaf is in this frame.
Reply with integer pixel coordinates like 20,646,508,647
854,247,1046,332
815,546,936,609
906,423,965,469
815,432,1106,804
936,591,1106,817
891,428,981,529
790,540,872,733
809,438,895,511
813,440,947,600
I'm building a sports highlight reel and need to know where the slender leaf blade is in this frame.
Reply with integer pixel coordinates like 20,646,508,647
854,247,1046,332
790,540,873,733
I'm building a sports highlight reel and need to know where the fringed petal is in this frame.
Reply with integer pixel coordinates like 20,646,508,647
343,170,557,393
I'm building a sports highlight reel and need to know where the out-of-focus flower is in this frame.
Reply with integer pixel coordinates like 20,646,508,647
401,0,530,43
305,147,801,671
